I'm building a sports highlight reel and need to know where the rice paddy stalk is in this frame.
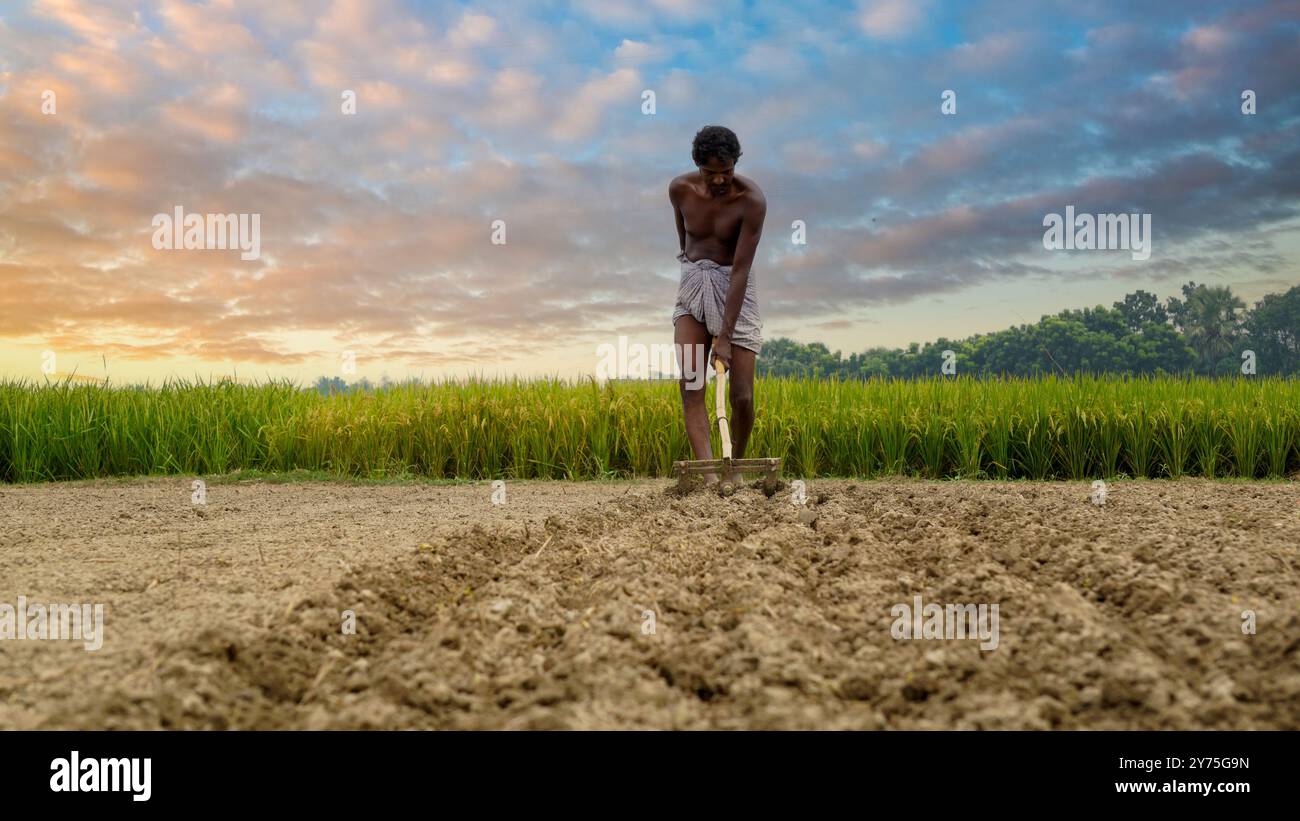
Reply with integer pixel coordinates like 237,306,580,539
2,375,1296,482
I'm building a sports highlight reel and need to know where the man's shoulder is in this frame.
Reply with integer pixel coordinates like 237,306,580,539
669,173,696,198
737,176,766,210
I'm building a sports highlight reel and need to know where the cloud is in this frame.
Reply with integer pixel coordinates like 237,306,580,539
161,83,249,143
449,12,497,46
548,67,642,141
571,0,736,27
948,31,1031,72
32,0,143,49
0,0,1296,379
614,39,671,65
858,0,929,39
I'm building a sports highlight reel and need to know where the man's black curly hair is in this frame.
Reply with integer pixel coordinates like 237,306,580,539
692,125,742,166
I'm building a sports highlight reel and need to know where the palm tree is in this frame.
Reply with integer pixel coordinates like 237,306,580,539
1179,284,1245,372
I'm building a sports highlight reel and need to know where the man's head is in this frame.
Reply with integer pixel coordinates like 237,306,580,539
692,125,741,196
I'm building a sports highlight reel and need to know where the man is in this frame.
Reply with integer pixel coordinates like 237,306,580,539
669,125,767,489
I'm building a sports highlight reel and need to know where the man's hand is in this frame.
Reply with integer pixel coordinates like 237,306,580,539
712,335,733,372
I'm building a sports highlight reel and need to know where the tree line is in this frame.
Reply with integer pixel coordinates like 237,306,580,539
757,282,1300,379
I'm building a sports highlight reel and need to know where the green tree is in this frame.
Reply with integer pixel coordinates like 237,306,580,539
755,283,1271,380
1113,290,1168,332
1243,285,1300,375
1167,282,1246,373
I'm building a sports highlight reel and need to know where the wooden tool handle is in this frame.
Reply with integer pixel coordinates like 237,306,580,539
713,339,732,460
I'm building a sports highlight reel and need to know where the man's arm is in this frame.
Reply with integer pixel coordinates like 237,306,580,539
669,177,687,253
715,191,766,364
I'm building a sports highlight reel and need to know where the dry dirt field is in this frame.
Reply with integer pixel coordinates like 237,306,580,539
1,477,1297,730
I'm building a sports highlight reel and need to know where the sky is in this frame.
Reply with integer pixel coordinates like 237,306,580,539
1,0,1298,384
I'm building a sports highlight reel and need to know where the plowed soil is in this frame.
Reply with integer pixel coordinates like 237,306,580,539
1,477,1297,729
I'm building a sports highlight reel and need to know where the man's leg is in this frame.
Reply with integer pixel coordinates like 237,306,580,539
725,345,757,484
674,314,716,481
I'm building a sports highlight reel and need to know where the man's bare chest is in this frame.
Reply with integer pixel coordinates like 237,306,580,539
682,198,745,242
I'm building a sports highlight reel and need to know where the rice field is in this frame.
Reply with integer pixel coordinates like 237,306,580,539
1,375,1297,483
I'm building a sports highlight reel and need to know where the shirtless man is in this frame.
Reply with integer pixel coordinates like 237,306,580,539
669,125,767,488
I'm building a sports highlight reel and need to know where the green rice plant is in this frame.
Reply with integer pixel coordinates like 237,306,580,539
1057,405,1094,480
1262,403,1296,478
846,408,879,476
1155,401,1192,479
983,407,1013,479
1189,402,1227,479
789,414,822,477
1015,402,1056,480
951,412,986,478
875,410,912,476
2,374,1297,483
584,379,617,477
1225,406,1262,479
872,388,913,475
1121,405,1157,478
1094,401,1124,478
916,406,949,478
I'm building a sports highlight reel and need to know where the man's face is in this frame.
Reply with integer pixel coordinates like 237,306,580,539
698,156,735,196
